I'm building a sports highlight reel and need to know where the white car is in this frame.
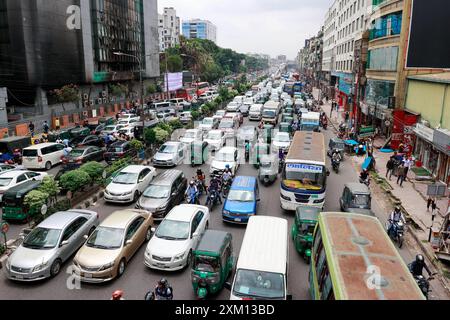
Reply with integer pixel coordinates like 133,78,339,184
0,170,48,201
117,118,141,128
272,132,291,153
0,164,21,173
144,204,210,271
198,117,218,132
152,142,186,167
118,114,140,122
218,119,236,139
101,125,121,136
104,165,157,204
233,96,245,104
210,147,239,175
118,127,135,139
226,102,240,112
215,110,226,119
180,129,202,145
204,130,226,150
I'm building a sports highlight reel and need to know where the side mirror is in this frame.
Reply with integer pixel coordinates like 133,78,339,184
126,239,132,245
83,235,89,240
151,227,156,233
286,294,293,300
224,282,232,291
171,192,176,197
60,240,69,247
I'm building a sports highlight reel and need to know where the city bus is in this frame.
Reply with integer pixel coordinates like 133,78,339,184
229,216,290,300
280,131,327,211
309,212,425,300
283,82,295,96
195,82,210,96
300,111,321,132
293,81,303,94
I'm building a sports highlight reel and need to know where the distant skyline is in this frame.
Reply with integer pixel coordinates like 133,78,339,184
157,0,330,60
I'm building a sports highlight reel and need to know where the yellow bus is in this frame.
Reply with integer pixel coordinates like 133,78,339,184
309,212,425,300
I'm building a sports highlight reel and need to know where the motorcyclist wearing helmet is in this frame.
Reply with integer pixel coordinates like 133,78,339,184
331,149,342,162
154,278,173,300
222,165,233,183
185,180,199,204
387,206,406,237
206,175,222,205
360,169,369,182
409,254,432,278
111,290,124,300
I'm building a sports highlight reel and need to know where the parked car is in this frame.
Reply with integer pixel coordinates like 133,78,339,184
118,127,135,139
210,147,240,175
136,170,187,221
169,98,191,111
179,111,193,125
0,164,20,173
218,119,237,139
215,110,226,120
204,130,226,151
72,209,154,283
69,135,104,148
100,125,121,137
117,118,141,128
103,141,133,164
118,114,140,122
104,165,157,204
62,146,104,166
180,129,203,145
144,204,210,271
5,210,99,281
22,143,65,170
152,142,186,167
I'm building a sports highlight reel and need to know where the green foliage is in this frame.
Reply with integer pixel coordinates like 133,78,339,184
51,84,79,103
38,176,60,205
156,122,173,133
129,139,144,151
146,84,157,95
166,55,183,72
59,169,92,193
154,127,170,144
168,119,183,130
214,96,223,105
105,157,131,176
0,244,5,256
144,128,156,145
47,200,71,216
110,83,128,97
24,190,49,213
191,110,201,120
80,162,105,182
201,104,210,115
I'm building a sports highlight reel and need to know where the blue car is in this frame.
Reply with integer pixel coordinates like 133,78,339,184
222,176,260,224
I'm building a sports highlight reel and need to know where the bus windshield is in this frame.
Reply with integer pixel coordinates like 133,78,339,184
283,163,325,190
233,269,285,299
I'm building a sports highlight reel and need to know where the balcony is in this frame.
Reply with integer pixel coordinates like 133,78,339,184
371,0,404,21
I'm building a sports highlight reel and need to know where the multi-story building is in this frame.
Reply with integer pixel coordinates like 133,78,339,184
277,55,287,63
182,19,217,43
333,0,371,121
298,29,323,88
321,0,338,97
158,7,180,52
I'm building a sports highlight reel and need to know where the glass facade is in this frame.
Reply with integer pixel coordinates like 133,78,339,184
364,79,395,106
182,22,207,40
369,12,402,40
367,46,399,71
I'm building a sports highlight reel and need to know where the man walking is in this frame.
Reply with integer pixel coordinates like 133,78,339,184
43,121,50,134
403,156,413,179
396,163,406,187
28,121,35,137
386,156,395,180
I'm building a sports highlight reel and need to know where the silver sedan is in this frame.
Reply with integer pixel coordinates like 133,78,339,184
4,210,99,282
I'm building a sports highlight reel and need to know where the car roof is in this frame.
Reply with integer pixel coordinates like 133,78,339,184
195,230,231,255
345,183,371,194
120,165,152,173
23,142,61,150
164,141,181,146
0,170,30,178
110,141,128,147
150,169,182,186
39,210,94,229
101,209,148,228
218,146,237,153
231,176,257,190
166,204,205,222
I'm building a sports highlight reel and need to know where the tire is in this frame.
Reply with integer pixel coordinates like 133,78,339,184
117,259,126,278
45,161,52,170
145,227,153,242
305,255,311,264
50,259,62,277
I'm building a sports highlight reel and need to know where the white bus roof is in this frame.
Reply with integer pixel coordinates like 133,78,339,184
301,112,320,120
236,216,288,275
286,131,326,165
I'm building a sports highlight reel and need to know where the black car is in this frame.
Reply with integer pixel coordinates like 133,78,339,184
135,170,187,221
103,141,133,164
87,123,107,135
69,135,104,148
62,146,104,166
239,105,250,117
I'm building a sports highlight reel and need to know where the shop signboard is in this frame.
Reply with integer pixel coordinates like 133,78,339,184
413,123,434,142
433,129,450,156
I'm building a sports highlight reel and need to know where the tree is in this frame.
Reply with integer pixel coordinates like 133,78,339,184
154,128,170,144
144,128,156,145
24,190,49,214
110,83,128,97
59,170,92,193
167,55,183,72
146,84,157,95
51,84,79,103
80,162,104,183
38,176,60,206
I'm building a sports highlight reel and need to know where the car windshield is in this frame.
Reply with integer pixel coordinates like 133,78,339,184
0,177,12,186
215,150,234,162
207,132,222,140
23,149,38,157
143,185,170,199
227,190,255,202
193,255,220,273
22,227,61,249
352,194,370,207
104,126,116,132
240,127,254,135
86,227,124,249
233,269,285,299
118,120,128,125
184,132,196,138
69,149,85,157
275,134,290,142
299,223,317,235
202,119,213,125
263,110,276,117
155,219,190,240
112,172,138,184
216,111,225,116
219,121,233,129
283,163,325,191
159,144,177,153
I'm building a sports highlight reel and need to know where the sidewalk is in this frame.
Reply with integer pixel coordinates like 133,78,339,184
313,88,450,293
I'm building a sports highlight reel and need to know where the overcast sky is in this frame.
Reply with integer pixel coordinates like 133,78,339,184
158,0,330,60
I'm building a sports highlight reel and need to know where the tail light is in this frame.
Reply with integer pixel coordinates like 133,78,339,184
38,156,43,162
117,152,124,157
76,158,83,164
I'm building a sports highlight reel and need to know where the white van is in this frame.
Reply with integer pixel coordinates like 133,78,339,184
22,143,65,170
229,216,290,300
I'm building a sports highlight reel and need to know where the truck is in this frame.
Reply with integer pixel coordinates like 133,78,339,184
262,101,280,125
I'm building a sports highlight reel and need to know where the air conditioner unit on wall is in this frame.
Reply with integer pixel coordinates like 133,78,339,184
102,91,107,98
90,99,94,106
84,101,89,107
83,93,89,100
103,98,107,104
97,98,103,105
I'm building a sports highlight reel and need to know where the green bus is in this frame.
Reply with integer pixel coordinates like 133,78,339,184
2,180,42,222
309,212,425,300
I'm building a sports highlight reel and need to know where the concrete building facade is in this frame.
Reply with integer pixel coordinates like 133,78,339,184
182,19,217,43
158,7,180,52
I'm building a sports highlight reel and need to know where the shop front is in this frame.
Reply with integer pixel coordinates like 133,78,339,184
433,129,450,184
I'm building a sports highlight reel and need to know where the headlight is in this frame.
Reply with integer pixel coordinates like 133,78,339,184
33,261,48,272
280,194,291,201
313,199,324,204
5,259,11,270
123,191,132,196
99,262,115,271
223,210,230,215
174,252,186,261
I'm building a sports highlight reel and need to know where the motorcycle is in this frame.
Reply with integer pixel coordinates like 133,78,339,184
185,191,199,205
322,120,328,130
408,263,435,299
331,158,340,174
221,179,232,198
359,176,370,187
206,188,221,210
387,220,405,248
193,177,205,196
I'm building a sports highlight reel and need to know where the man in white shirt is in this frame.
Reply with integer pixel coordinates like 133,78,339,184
403,156,413,179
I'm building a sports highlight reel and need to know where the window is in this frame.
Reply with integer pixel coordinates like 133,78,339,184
367,46,399,71
195,211,205,227
139,168,150,181
25,172,40,179
125,217,145,241
71,217,88,233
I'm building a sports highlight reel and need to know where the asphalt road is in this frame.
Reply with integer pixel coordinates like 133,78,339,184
0,117,447,300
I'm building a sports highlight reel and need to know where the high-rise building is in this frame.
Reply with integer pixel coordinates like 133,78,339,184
321,0,338,97
182,19,217,43
158,7,180,52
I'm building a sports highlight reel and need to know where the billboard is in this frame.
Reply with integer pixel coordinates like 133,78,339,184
165,72,183,92
406,0,450,69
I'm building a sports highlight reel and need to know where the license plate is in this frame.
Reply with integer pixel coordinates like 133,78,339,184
84,273,92,278
26,158,33,161
15,275,23,280
156,263,165,267
69,160,74,163
234,218,241,222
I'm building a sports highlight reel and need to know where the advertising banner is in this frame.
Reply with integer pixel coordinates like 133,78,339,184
165,72,183,92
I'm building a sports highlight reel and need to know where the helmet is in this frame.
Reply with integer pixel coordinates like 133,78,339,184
196,169,202,174
190,181,194,186
225,164,230,169
112,290,123,300
416,254,424,262
395,206,401,212
158,278,168,286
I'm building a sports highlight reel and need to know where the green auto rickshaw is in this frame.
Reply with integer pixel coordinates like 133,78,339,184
261,124,274,145
284,107,294,116
191,230,234,299
291,206,320,263
98,116,115,126
2,180,42,222
279,122,292,134
283,116,294,125
252,142,271,168
190,140,209,167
